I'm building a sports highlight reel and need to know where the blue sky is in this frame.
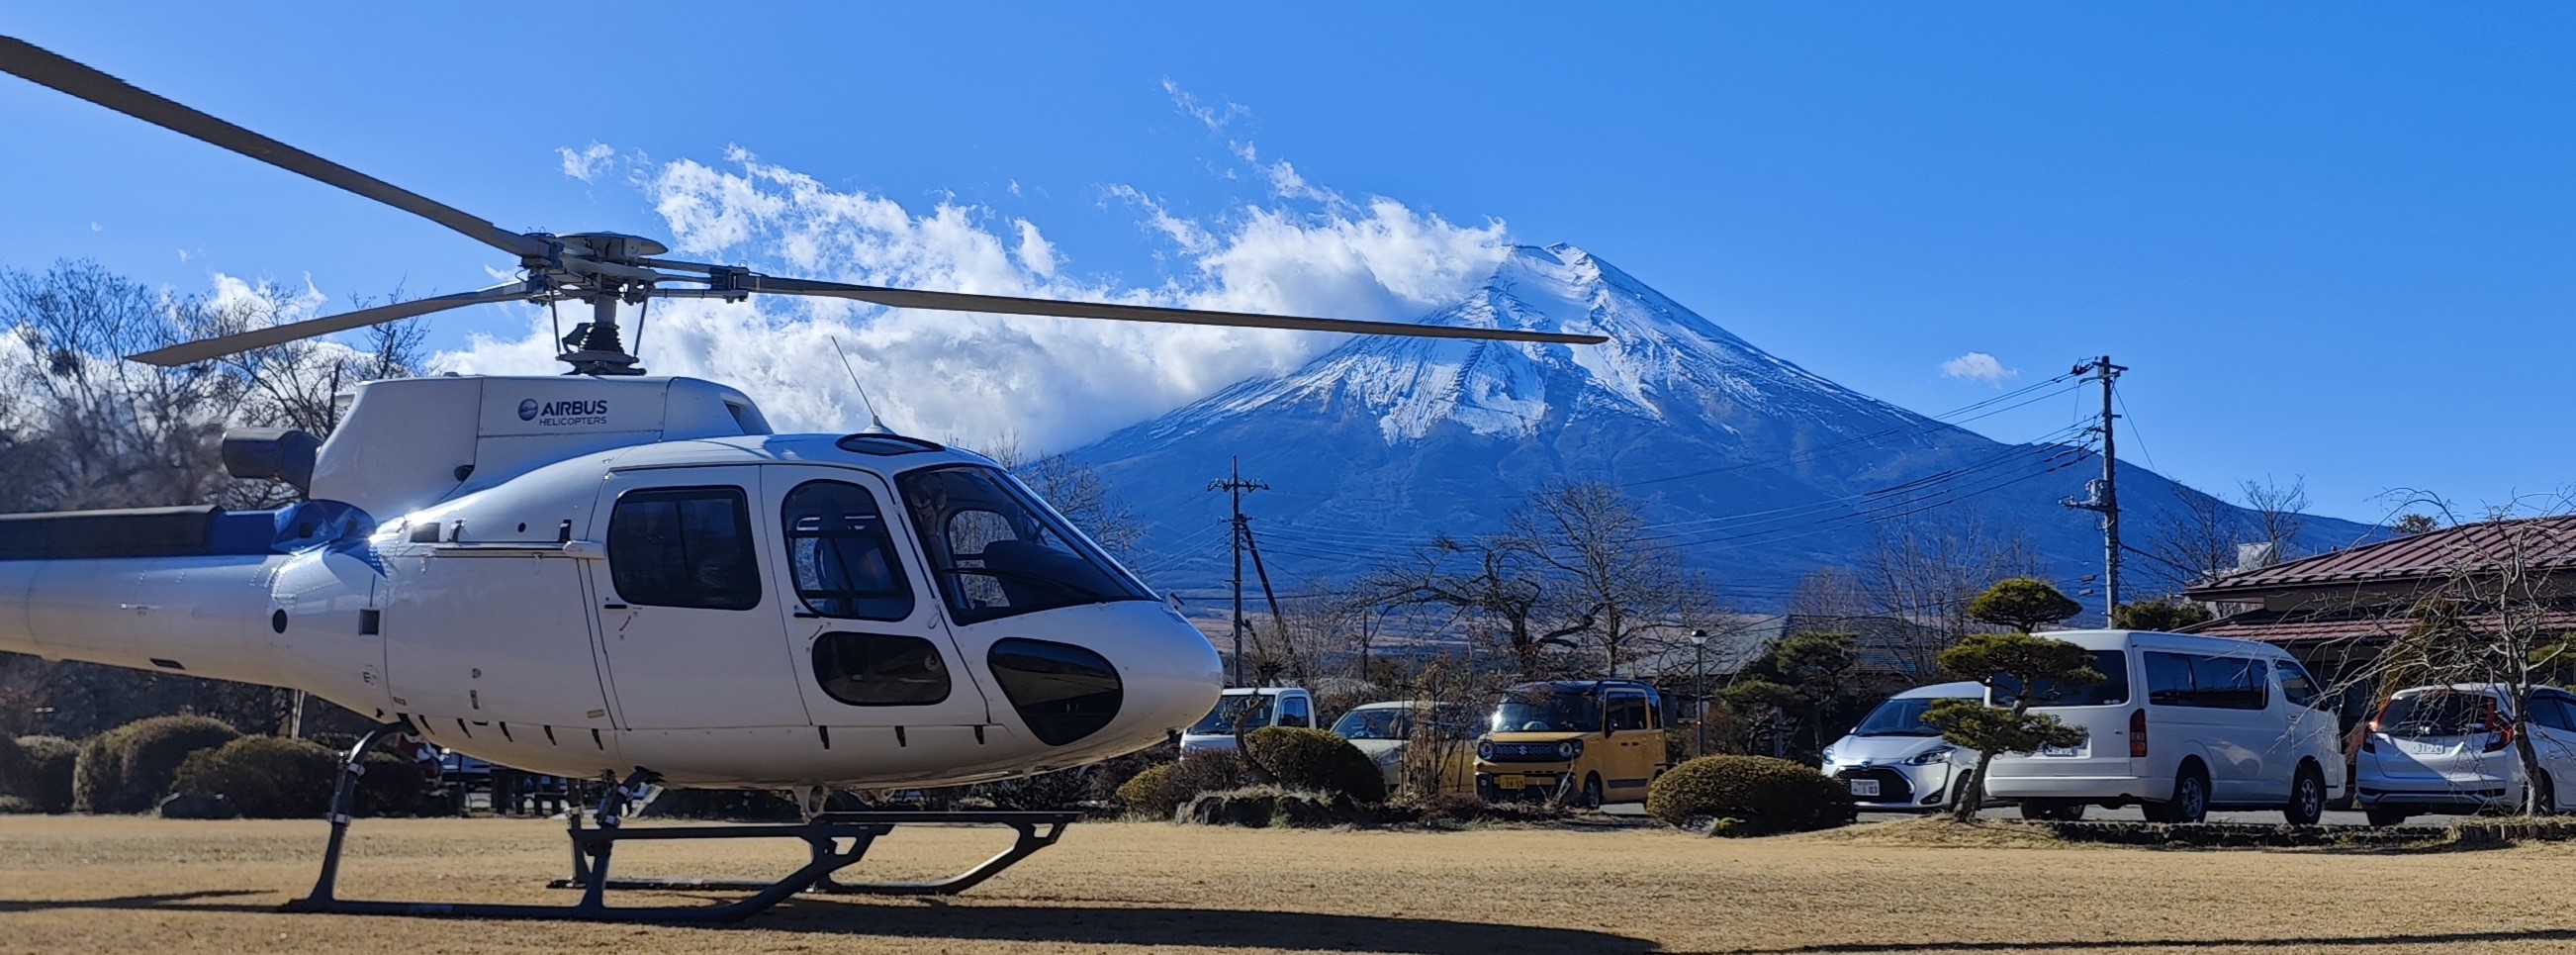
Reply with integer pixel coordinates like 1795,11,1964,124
4,4,2571,524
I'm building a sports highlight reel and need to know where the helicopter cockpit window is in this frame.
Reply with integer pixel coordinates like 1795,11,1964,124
782,480,912,621
606,486,761,611
894,465,1151,626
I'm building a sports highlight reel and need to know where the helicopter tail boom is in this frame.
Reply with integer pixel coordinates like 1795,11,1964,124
0,553,285,689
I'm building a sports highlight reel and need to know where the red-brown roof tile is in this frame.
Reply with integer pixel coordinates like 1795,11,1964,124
2186,517,2576,598
2181,606,2576,645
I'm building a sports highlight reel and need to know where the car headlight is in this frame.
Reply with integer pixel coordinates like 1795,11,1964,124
1904,746,1957,766
1556,739,1583,760
1819,745,1838,763
1476,740,1495,760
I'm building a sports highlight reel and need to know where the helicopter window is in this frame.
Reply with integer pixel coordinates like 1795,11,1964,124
895,465,1150,626
810,632,949,707
605,486,761,611
987,637,1123,746
782,480,913,621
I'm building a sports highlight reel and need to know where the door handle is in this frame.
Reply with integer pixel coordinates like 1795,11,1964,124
602,603,629,611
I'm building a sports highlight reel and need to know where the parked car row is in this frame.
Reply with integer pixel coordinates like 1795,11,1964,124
1181,679,1674,808
1182,629,2576,826
1821,628,2576,827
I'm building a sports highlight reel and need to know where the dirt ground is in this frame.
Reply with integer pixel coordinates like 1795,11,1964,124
0,815,2571,954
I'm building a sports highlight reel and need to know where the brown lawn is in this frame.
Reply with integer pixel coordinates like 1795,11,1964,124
0,814,2568,954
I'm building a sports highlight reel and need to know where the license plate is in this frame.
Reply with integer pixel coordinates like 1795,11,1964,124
2398,739,2451,756
1497,774,1528,790
2039,744,2083,757
1847,779,1881,797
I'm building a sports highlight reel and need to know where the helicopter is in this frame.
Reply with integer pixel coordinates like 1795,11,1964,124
0,38,1603,920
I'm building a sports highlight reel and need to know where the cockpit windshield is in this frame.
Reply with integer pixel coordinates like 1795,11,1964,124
894,464,1151,625
1490,685,1603,734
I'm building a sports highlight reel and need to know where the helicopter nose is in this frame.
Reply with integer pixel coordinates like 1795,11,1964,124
975,600,1221,758
1116,602,1225,737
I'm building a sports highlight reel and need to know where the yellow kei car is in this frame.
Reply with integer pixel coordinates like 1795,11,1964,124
1475,680,1669,808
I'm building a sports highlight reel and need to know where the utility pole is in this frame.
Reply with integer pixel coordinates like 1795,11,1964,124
2061,356,2127,621
1207,457,1269,687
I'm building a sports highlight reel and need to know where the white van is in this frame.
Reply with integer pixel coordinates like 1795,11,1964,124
1980,629,2344,824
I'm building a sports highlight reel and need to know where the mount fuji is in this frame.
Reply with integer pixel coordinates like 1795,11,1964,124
1065,243,2373,608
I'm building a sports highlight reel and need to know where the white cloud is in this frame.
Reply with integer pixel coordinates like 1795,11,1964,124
89,222,103,232
1940,351,2018,387
557,143,615,183
452,143,1511,453
1161,78,1246,135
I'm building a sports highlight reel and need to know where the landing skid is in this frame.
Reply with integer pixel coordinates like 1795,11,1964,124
283,727,1075,922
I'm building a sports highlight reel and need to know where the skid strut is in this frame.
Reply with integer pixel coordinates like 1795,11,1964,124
283,729,1075,922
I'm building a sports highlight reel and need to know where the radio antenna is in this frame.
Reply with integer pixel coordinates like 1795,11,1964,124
828,335,892,434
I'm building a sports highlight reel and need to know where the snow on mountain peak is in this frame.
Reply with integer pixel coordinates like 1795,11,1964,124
1121,242,1921,448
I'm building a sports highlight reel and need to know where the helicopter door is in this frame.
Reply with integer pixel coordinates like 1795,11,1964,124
587,468,812,729
765,468,991,727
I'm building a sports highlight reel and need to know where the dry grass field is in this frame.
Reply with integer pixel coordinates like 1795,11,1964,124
0,814,2572,954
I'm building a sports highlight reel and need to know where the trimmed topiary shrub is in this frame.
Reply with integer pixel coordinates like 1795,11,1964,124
74,716,242,813
1645,755,1854,835
170,736,340,818
1115,764,1183,818
11,736,78,813
1244,726,1387,803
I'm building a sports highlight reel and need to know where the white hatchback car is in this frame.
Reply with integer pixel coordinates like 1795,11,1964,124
1821,681,1986,812
2354,684,2576,825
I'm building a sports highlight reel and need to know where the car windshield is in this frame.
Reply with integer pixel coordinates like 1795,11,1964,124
2378,692,2496,736
894,465,1151,625
1333,709,1412,740
1853,696,1972,737
1991,649,2133,708
1491,686,1602,733
1187,695,1273,735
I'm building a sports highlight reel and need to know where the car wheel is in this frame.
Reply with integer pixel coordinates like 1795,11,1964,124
2017,800,2056,820
2364,805,2410,827
2053,803,2087,821
1582,774,1605,810
2284,764,2326,826
2166,765,2210,823
2532,771,2558,816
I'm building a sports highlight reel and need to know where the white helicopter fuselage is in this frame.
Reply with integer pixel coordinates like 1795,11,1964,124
0,375,1222,788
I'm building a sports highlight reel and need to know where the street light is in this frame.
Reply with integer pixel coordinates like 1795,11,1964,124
1691,629,1708,758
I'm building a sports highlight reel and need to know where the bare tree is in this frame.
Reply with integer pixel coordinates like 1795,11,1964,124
1362,534,1555,676
2240,475,2310,560
1786,566,1875,621
1512,481,1715,675
1857,512,2043,673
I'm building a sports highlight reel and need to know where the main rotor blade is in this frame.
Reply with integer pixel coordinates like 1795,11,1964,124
738,276,1611,345
127,282,535,366
0,36,546,259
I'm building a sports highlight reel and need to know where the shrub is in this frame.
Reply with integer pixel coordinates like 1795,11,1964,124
1244,726,1386,803
1116,765,1183,818
0,796,33,813
8,736,77,813
1645,755,1853,834
1117,751,1249,819
0,737,28,801
170,736,340,818
74,716,242,813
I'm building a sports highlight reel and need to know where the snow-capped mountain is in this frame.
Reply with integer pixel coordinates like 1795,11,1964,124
1067,243,2372,606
